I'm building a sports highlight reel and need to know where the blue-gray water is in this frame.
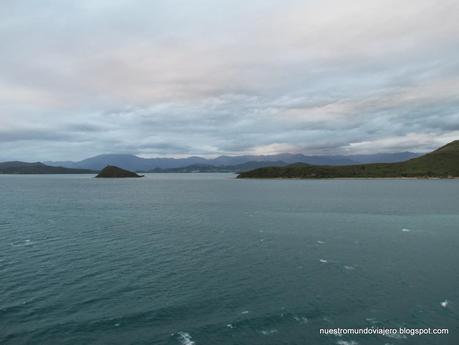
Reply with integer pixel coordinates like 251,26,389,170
1,174,458,345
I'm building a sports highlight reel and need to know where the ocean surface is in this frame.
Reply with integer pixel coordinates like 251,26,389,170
1,173,458,345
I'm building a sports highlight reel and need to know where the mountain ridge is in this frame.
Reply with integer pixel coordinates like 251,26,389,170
45,152,420,171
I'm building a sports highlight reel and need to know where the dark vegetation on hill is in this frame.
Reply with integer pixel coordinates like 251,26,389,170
95,165,143,178
238,141,459,179
0,162,95,174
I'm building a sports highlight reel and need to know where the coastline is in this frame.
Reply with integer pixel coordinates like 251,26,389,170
237,176,459,180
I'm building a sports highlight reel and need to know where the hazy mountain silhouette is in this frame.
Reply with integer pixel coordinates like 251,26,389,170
46,152,420,172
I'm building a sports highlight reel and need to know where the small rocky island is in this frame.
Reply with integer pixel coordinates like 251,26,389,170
95,165,144,178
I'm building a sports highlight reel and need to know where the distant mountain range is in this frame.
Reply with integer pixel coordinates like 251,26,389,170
44,152,421,172
0,141,456,178
0,151,423,175
149,161,289,173
238,140,459,179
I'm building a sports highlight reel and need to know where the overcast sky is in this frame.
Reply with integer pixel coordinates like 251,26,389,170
1,0,459,161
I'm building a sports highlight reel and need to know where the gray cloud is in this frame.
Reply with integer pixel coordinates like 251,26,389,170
0,129,72,143
1,0,459,161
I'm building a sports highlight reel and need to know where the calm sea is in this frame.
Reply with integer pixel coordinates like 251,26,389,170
1,174,458,345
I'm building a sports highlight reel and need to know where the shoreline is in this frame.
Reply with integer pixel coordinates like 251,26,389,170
237,176,459,180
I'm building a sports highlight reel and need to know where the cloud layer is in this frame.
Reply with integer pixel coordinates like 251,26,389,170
1,0,459,160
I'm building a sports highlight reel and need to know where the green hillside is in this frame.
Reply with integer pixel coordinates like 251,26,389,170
238,140,459,179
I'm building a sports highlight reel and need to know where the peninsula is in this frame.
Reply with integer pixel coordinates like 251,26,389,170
237,140,459,179
95,165,143,178
0,161,95,174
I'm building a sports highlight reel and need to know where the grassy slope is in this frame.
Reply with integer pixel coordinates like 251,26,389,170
238,140,459,179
